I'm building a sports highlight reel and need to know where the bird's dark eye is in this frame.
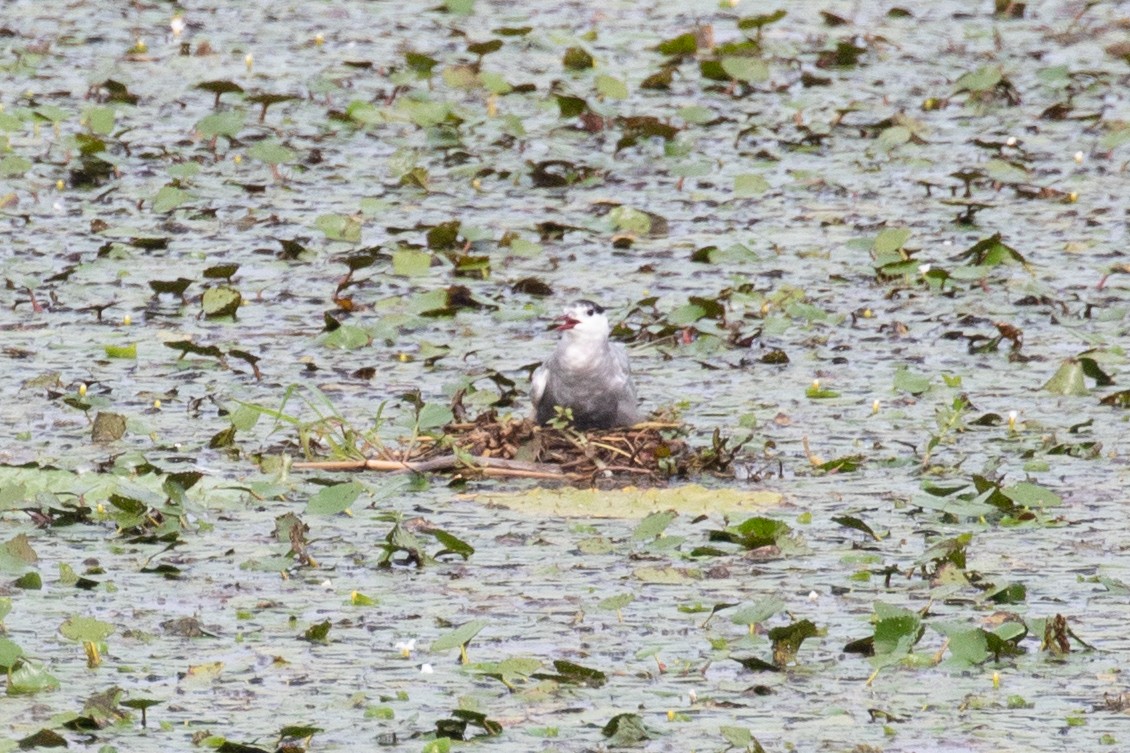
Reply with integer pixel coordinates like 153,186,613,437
585,307,594,316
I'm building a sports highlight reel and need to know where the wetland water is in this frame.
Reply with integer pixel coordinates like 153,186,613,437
1,1,1129,750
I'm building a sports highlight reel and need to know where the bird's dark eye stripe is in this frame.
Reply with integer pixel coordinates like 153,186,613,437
574,299,604,315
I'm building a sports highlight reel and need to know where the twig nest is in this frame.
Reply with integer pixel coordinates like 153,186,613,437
435,411,692,482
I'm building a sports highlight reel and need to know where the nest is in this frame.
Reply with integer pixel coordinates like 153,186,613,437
291,408,753,485
431,410,693,482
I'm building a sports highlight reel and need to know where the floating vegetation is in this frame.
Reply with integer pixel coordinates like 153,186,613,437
3,1,1130,751
293,410,751,485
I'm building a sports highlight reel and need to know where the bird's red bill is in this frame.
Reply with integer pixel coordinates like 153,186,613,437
555,316,580,331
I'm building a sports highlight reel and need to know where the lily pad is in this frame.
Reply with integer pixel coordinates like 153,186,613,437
478,485,782,518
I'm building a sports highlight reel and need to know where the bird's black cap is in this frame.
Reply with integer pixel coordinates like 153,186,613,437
572,299,604,314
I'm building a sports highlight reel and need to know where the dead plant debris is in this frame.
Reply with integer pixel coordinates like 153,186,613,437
292,410,752,485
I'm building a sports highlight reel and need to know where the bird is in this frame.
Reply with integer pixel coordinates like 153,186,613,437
531,299,640,431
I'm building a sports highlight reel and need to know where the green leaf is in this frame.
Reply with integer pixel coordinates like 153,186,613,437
103,342,137,359
954,66,1002,93
721,726,765,752
608,206,652,235
1001,482,1060,508
442,65,478,89
874,125,911,152
595,74,628,99
195,110,245,139
0,636,24,670
59,615,115,642
398,100,450,128
1042,359,1089,395
2,534,39,571
563,47,594,70
956,233,1026,266
633,566,698,584
278,724,323,740
872,603,923,660
392,249,433,277
656,33,698,56
248,139,295,165
91,412,127,442
632,510,677,540
478,71,511,95
734,173,769,197
1099,124,1130,151
14,571,42,590
167,162,200,180
203,263,240,280
984,158,1028,183
34,105,69,124
677,105,715,124
165,339,223,359
323,324,371,350
602,713,651,746
405,51,438,76
416,403,454,430
86,105,116,135
306,481,364,515
202,286,242,317
729,596,785,627
598,593,635,611
938,624,990,665
302,619,332,643
552,659,607,687
873,227,911,255
737,10,787,31
314,213,362,243
431,529,474,560
0,155,32,177
768,618,819,664
229,404,261,432
431,619,486,652
7,661,59,695
152,185,191,213
893,365,931,395
720,56,769,83
444,0,475,14
832,515,880,541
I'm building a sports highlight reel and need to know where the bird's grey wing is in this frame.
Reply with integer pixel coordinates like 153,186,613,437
609,344,640,424
530,363,548,408
610,344,636,397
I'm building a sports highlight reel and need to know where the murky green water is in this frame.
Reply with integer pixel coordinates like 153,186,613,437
2,0,1129,750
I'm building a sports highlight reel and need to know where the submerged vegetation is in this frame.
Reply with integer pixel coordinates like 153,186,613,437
1,1,1129,751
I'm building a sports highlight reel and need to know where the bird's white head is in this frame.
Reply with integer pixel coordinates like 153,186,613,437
555,299,610,343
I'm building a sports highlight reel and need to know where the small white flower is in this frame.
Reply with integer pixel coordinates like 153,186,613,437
396,639,416,657
918,263,932,275
808,590,819,601
1073,151,1084,164
420,663,434,674
1005,136,1017,147
320,579,333,590
170,15,185,38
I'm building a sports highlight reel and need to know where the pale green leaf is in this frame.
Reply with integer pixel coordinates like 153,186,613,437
306,481,364,515
392,249,433,276
734,173,769,197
